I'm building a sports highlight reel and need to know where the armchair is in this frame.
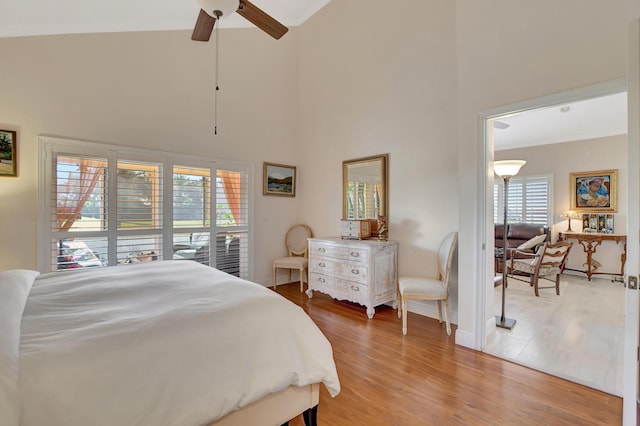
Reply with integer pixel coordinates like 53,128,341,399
507,241,572,297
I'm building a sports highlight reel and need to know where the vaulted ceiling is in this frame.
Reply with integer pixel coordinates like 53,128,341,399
0,0,332,38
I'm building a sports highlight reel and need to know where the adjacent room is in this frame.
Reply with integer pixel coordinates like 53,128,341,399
485,92,627,396
1,0,640,424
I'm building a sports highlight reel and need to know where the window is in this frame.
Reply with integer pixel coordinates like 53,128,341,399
39,137,252,279
494,175,552,226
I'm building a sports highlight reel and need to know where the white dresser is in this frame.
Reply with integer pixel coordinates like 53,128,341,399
306,237,398,318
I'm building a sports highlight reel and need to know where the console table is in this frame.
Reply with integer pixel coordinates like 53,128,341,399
558,232,626,281
306,237,397,318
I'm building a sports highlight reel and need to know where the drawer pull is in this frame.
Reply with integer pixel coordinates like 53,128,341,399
350,252,360,257
318,247,326,253
350,285,360,291
317,277,326,283
319,262,326,268
351,269,359,275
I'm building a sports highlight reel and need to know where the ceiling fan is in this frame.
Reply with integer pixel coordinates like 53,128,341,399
192,0,289,41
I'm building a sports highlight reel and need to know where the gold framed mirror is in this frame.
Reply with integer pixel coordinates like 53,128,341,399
342,154,388,220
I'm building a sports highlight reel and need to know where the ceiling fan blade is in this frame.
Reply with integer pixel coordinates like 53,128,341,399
237,0,288,40
192,9,216,41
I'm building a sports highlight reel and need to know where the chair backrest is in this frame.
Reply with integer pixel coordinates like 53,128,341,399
437,231,458,289
285,224,313,257
538,241,572,268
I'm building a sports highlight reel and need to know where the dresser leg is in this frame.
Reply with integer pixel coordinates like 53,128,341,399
366,306,375,319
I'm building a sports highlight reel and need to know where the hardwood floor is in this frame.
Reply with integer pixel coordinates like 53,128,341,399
274,283,621,426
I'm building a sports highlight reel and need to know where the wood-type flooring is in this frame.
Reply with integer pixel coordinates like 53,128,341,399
274,282,621,426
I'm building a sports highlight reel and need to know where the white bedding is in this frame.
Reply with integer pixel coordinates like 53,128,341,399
8,261,339,426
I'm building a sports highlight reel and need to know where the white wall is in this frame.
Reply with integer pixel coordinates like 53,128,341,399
297,0,460,321
497,134,628,276
0,29,302,283
455,0,640,348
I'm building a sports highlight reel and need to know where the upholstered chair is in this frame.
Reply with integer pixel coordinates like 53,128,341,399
273,224,313,292
398,231,458,336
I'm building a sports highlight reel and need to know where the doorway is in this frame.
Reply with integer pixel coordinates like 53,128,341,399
479,80,627,396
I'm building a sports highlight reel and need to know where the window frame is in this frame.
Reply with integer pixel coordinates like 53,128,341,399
38,136,253,278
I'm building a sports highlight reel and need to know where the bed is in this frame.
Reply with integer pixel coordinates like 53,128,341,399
0,261,340,426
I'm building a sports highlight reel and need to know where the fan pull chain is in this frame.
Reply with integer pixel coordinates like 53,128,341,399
214,12,221,135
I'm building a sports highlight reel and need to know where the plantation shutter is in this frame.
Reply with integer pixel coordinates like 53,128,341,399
215,168,249,278
41,137,253,279
494,175,552,226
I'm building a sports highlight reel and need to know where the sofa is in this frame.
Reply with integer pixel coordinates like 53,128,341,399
494,223,550,272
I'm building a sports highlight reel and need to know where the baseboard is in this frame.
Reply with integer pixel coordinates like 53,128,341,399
454,329,477,349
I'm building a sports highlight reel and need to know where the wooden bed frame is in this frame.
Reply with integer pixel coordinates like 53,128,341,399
209,383,319,426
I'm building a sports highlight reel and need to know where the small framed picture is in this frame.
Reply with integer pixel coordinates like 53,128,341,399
604,214,614,234
582,213,614,233
569,169,617,213
0,129,17,177
263,162,296,197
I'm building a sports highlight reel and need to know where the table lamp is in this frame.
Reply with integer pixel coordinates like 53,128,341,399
560,210,581,232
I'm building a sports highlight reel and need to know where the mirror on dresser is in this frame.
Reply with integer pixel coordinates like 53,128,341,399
342,154,388,221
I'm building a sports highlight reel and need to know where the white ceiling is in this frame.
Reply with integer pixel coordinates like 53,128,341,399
0,0,332,38
493,92,628,151
1,1,626,151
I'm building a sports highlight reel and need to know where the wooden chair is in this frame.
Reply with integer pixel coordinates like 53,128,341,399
273,224,313,292
398,231,458,336
507,241,572,297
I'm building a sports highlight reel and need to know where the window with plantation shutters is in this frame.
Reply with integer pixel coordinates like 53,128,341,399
40,137,252,279
494,175,552,226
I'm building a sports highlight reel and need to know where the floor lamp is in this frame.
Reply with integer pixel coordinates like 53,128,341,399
494,160,526,330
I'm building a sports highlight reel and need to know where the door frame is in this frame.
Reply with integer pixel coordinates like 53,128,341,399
622,18,640,426
475,77,627,376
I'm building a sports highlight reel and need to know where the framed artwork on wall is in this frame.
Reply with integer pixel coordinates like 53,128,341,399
0,129,17,177
263,162,296,197
569,169,617,213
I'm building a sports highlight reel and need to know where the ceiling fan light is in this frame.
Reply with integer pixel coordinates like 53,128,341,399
198,0,239,18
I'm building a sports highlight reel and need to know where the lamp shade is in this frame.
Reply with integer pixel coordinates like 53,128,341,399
494,160,526,178
560,210,582,220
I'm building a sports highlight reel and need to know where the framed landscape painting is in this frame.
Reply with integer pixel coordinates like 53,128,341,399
263,162,296,197
569,169,617,213
0,130,17,177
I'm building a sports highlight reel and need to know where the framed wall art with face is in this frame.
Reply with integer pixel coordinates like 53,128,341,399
569,169,617,213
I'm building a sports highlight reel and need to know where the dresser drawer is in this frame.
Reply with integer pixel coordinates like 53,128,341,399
309,242,369,264
308,272,368,305
309,257,368,284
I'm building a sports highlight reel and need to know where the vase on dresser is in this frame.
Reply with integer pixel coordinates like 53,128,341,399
306,237,398,318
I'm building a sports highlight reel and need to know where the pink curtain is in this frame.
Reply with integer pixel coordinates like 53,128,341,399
219,171,241,223
57,159,103,232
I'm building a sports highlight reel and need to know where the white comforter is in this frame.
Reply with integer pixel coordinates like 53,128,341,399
3,261,339,426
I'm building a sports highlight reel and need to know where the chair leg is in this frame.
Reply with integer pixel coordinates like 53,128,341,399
443,299,451,336
555,274,561,295
299,268,304,293
533,273,540,297
437,300,443,324
287,269,291,284
402,299,408,335
273,267,277,290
